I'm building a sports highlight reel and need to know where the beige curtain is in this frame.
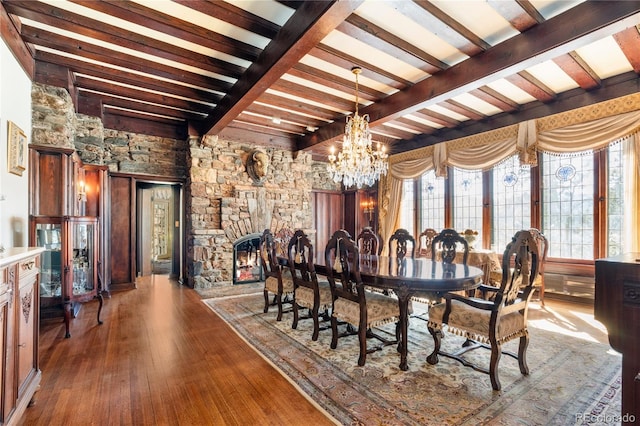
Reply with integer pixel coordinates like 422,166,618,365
623,133,640,252
535,110,640,154
379,156,435,255
383,107,640,255
447,136,517,170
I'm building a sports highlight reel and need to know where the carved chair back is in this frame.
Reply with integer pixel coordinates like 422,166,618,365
259,229,281,280
324,230,363,305
417,228,438,258
287,230,318,291
388,228,416,258
357,227,381,256
496,229,541,307
431,228,469,265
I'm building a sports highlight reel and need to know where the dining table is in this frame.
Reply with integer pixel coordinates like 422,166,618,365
311,255,484,371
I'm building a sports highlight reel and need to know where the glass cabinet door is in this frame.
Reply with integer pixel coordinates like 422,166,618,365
64,217,98,301
70,220,95,297
34,220,63,301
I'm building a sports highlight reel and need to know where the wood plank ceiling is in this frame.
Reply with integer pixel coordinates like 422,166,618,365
3,0,640,159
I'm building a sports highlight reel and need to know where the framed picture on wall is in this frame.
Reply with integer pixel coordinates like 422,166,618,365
7,120,27,176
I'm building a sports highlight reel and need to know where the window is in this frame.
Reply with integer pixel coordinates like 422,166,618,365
419,170,445,232
491,156,531,252
541,151,594,260
607,143,624,256
399,179,416,236
452,168,483,236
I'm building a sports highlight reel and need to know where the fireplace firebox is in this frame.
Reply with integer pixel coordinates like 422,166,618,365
233,233,263,284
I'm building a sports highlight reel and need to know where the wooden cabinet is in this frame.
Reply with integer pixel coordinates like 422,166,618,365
0,248,43,425
30,216,103,338
595,253,640,424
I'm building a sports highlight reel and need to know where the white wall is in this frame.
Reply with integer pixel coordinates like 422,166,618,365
0,38,32,249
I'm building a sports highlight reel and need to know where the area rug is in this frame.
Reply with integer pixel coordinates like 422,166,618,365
203,293,622,425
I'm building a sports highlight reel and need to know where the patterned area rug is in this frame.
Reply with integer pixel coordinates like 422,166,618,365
203,293,622,425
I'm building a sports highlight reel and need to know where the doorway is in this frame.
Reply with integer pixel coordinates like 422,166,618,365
136,183,181,277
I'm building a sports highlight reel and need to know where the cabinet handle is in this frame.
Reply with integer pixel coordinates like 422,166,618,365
21,261,35,271
18,343,26,348
635,372,640,382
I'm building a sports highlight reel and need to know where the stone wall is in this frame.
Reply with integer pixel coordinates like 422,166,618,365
31,83,341,290
187,135,324,288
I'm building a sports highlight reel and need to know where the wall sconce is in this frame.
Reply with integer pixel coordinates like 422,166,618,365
362,197,375,221
78,180,87,202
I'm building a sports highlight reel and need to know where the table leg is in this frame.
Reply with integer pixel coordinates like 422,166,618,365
397,294,410,371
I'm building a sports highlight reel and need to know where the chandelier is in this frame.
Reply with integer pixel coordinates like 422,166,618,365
327,67,388,189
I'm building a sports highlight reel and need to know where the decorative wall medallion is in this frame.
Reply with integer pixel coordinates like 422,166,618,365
22,290,33,323
246,149,269,184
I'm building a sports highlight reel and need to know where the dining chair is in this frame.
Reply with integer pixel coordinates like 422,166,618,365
388,228,416,258
357,226,382,256
417,228,438,258
287,229,333,340
526,228,549,306
260,229,294,321
426,229,541,391
487,228,548,306
431,228,469,265
324,229,404,366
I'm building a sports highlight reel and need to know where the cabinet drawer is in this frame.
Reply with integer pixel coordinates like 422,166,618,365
17,256,39,284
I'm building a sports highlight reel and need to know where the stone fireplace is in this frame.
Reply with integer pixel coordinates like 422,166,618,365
186,136,340,289
232,232,262,284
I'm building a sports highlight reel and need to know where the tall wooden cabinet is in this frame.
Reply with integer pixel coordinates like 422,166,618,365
0,247,43,425
29,145,106,335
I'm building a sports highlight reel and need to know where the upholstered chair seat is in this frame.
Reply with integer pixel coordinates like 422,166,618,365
333,290,409,329
428,298,527,344
295,279,332,313
264,268,294,296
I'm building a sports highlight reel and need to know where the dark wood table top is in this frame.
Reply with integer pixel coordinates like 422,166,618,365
310,255,483,296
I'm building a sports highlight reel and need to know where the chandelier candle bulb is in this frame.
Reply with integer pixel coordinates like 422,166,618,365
327,67,388,188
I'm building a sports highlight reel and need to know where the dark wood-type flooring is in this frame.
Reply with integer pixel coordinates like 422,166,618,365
19,275,335,426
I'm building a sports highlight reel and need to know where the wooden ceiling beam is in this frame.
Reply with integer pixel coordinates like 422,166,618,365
389,0,482,56
413,0,492,51
613,26,640,73
21,25,230,95
307,46,408,90
505,71,556,102
514,0,546,24
199,0,365,136
439,99,487,121
177,0,281,39
396,71,640,154
2,0,245,79
74,76,214,115
288,63,386,101
553,52,601,90
470,86,520,112
103,112,187,141
0,2,34,78
487,0,538,32
297,1,640,150
68,0,260,62
35,51,226,105
343,14,448,72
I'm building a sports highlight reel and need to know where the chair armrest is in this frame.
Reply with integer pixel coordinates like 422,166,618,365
446,292,494,310
478,283,500,293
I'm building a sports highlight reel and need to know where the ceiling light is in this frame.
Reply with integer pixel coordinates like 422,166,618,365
327,67,388,189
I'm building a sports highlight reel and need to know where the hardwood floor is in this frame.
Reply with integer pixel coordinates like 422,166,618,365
19,275,336,426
